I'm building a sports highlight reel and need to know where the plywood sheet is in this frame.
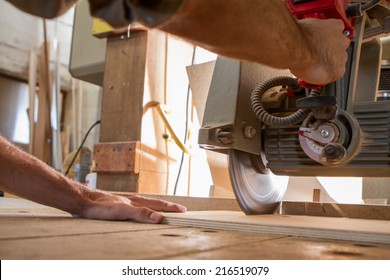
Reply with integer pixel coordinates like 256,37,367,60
163,211,390,245
282,201,390,220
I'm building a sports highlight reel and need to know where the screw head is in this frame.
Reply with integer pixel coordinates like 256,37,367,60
244,126,256,139
162,133,170,140
321,129,330,138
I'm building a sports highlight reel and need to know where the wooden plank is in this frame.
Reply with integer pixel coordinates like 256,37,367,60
138,30,169,194
178,235,390,260
0,226,274,260
97,31,148,192
163,211,390,245
0,198,177,239
33,42,52,164
93,141,140,173
98,174,139,192
99,32,147,143
1,198,390,260
97,30,177,194
138,171,168,194
281,201,390,220
1,219,389,260
28,51,37,154
0,217,175,240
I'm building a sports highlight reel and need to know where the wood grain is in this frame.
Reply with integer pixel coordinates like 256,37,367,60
33,43,52,164
97,32,148,192
163,211,390,245
93,141,140,173
281,201,390,220
1,198,390,259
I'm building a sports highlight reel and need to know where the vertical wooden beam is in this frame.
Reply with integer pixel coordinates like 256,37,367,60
28,51,37,155
33,43,52,165
137,30,169,195
96,32,148,192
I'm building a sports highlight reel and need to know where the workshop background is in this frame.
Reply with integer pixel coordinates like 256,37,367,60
0,0,389,204
0,0,218,198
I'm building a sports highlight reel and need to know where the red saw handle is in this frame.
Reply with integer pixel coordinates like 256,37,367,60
286,0,355,38
285,0,356,89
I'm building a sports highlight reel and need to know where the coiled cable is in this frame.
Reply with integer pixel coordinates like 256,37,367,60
250,76,310,128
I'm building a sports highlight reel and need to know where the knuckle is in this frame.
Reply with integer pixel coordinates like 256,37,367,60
132,194,143,201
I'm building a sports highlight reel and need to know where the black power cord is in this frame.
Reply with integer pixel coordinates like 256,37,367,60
64,120,101,176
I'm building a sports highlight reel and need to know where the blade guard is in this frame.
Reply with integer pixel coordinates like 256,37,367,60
286,0,355,38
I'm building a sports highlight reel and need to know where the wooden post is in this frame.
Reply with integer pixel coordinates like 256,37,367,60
96,32,148,192
28,51,37,155
33,43,52,165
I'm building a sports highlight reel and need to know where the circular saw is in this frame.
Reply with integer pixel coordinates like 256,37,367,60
198,0,390,214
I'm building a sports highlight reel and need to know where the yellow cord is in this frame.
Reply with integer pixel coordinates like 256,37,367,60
143,101,191,155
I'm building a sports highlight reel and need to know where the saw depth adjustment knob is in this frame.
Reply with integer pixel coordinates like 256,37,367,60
323,142,346,162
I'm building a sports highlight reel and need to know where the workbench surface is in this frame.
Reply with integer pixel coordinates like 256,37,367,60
1,197,389,260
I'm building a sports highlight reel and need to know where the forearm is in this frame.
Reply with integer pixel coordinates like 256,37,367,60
160,0,311,73
0,135,91,216
0,135,186,223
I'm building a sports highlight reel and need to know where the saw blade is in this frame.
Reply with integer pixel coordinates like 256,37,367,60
228,149,289,214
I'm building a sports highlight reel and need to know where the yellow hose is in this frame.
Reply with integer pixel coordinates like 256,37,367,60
143,101,191,155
